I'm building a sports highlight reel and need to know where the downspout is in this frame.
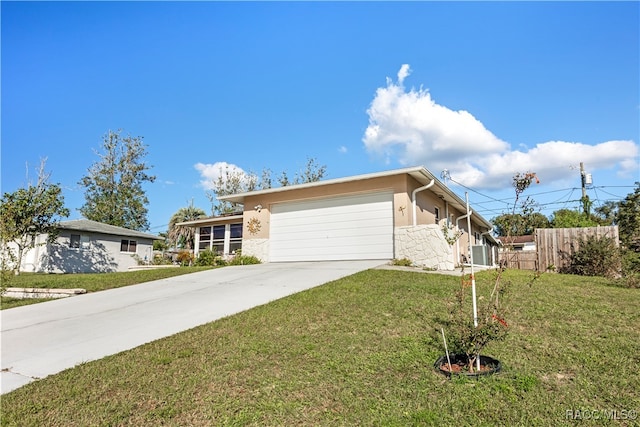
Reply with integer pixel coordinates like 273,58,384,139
412,179,435,226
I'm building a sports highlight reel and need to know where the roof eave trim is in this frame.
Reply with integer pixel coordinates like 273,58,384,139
217,165,427,204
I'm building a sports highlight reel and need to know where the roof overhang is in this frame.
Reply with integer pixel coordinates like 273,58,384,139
176,214,243,227
217,166,494,231
58,219,159,240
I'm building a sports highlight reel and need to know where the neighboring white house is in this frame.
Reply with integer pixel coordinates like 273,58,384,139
13,219,159,273
179,166,500,270
497,235,536,251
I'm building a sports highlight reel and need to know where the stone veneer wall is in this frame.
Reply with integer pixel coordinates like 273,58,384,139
395,225,455,270
241,238,270,262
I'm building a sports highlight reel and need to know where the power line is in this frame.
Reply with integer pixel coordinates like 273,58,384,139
455,183,632,219
448,177,509,206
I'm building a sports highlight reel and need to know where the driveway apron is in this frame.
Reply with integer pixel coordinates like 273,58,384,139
1,260,384,394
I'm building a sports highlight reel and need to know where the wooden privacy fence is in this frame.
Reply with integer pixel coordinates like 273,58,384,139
498,226,619,271
499,250,538,270
536,226,619,272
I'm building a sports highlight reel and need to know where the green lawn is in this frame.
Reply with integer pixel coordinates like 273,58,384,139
1,267,215,310
1,269,639,426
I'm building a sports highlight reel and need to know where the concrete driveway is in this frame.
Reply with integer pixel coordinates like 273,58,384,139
1,260,384,394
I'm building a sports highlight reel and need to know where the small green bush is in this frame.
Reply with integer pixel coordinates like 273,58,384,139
228,255,261,265
562,235,622,278
617,248,640,288
391,258,413,267
152,254,173,265
622,248,640,273
195,249,218,267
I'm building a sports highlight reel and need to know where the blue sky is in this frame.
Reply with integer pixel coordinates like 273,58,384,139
2,1,639,233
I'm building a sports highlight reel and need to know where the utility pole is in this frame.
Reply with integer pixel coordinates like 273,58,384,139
580,162,591,218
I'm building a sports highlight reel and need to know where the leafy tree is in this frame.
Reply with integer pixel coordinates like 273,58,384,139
492,214,527,237
492,172,542,237
168,203,207,249
207,158,327,215
492,212,550,237
615,182,640,252
528,212,551,231
593,201,617,226
0,160,70,275
79,130,155,231
153,232,170,251
550,209,599,228
289,157,327,185
206,165,261,216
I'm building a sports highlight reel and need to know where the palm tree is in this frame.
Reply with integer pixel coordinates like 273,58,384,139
168,203,206,250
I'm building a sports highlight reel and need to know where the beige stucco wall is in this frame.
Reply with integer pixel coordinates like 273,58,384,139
241,174,410,240
238,173,490,266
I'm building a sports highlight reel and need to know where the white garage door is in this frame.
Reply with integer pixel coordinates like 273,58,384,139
270,192,394,262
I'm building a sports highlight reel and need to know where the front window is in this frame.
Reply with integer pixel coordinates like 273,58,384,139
212,225,225,253
196,223,243,255
199,227,211,250
121,239,137,253
70,234,90,249
229,223,243,253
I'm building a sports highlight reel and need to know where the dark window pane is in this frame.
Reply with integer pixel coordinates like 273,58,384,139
70,234,80,248
230,223,243,239
129,241,137,252
199,227,211,237
229,241,242,253
121,240,128,252
213,225,225,240
212,243,224,253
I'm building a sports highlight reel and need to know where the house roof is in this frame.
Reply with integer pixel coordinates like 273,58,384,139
218,165,495,231
177,214,243,227
58,219,159,240
497,235,536,245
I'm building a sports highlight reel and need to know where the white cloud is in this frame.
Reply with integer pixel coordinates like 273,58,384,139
363,65,639,189
338,145,348,154
194,161,247,190
397,64,411,85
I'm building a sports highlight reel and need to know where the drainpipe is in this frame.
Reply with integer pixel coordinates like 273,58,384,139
412,179,435,226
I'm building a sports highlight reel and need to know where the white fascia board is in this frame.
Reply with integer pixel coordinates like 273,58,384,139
217,166,427,204
176,214,244,227
217,165,494,231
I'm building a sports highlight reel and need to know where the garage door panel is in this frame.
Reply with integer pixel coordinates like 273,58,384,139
271,242,391,261
270,192,393,262
274,203,389,221
273,219,389,235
